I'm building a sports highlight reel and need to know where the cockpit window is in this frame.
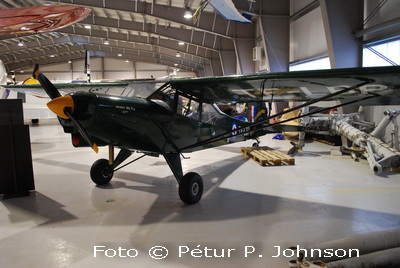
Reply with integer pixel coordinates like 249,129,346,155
149,84,230,126
148,83,176,111
177,95,200,120
201,103,227,127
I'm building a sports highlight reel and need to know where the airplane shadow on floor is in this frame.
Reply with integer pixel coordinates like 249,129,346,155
13,154,400,231
3,154,400,268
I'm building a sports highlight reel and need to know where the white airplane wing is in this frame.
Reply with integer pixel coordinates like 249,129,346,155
209,0,251,23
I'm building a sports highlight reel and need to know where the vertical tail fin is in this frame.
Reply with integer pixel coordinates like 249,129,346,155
0,59,10,99
11,71,16,85
0,59,8,85
84,50,91,83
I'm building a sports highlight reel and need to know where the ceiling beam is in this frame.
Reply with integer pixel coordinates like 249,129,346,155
43,0,236,39
5,49,200,74
76,14,225,53
0,34,206,72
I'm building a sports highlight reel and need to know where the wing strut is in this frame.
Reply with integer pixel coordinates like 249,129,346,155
178,79,375,152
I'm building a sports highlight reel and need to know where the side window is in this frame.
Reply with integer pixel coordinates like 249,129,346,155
148,85,176,111
201,103,227,127
177,95,200,121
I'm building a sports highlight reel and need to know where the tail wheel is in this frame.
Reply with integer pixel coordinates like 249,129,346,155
90,159,114,185
252,142,260,147
179,172,203,205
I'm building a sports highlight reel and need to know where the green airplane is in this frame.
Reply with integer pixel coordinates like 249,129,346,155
25,65,400,204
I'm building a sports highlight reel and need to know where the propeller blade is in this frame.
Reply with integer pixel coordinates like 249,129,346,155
35,64,99,153
34,64,61,99
64,109,99,153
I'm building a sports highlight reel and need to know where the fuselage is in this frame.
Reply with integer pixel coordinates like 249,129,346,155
59,91,251,154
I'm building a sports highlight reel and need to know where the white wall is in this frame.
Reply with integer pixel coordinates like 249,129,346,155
290,6,327,63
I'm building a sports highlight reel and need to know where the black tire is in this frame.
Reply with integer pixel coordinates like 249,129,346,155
90,159,114,185
179,172,203,205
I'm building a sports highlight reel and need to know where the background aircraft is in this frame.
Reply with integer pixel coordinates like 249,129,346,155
193,0,252,23
0,5,91,34
0,5,92,121
8,65,400,204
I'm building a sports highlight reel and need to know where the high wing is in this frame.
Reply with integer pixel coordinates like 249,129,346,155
5,80,158,99
168,66,400,106
5,82,127,98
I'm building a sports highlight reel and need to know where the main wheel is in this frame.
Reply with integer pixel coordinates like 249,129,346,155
179,172,203,205
90,159,114,185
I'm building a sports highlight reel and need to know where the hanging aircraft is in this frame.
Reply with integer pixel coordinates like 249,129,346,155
0,5,91,35
193,0,252,23
7,65,400,204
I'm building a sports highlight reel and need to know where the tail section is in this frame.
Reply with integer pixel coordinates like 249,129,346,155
22,65,40,85
0,59,10,99
0,59,7,85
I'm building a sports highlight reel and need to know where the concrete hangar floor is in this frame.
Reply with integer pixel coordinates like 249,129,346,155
1,119,400,268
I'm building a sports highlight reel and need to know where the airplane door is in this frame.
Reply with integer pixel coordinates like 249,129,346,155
168,95,201,150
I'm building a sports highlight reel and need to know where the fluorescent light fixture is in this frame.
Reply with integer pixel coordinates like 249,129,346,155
49,54,55,57
68,60,72,63
176,52,181,57
125,60,129,62
118,54,122,57
104,39,109,45
178,41,185,45
18,40,23,47
84,25,91,29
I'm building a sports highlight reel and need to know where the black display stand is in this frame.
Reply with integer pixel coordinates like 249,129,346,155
0,99,35,198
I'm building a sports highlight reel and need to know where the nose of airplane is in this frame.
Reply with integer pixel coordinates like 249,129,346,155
47,95,74,119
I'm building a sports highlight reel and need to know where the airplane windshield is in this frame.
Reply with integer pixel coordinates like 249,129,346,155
91,81,166,99
122,81,168,98
148,83,176,110
149,84,233,127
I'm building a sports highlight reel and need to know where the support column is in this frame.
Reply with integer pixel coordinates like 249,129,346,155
233,22,256,75
133,61,137,79
259,15,290,72
320,0,364,68
101,57,104,80
256,0,290,73
69,60,73,80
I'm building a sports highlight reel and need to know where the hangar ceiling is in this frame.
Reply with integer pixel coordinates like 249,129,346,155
0,0,266,77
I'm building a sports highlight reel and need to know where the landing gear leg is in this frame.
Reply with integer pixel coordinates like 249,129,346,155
164,153,203,205
287,132,306,155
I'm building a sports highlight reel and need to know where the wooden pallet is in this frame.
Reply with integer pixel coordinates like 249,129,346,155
241,146,295,166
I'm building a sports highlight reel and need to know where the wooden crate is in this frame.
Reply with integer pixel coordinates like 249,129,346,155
241,146,295,166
